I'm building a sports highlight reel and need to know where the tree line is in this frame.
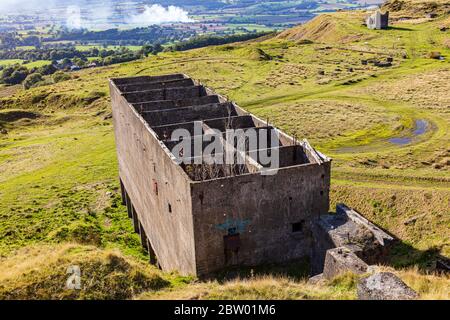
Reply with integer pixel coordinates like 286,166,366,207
0,31,271,89
168,31,273,51
0,45,163,63
0,45,164,88
0,26,197,50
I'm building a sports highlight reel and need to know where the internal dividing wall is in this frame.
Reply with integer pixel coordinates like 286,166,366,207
110,74,331,276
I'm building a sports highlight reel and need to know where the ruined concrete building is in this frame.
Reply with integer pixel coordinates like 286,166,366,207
366,11,389,30
109,74,429,298
110,74,332,276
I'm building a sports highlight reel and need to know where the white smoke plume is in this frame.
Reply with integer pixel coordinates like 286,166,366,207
66,5,83,29
129,4,194,25
0,1,195,29
64,2,113,29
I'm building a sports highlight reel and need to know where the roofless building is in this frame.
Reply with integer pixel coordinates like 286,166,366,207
110,74,331,276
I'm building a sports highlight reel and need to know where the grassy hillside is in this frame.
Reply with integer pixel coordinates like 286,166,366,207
0,3,449,299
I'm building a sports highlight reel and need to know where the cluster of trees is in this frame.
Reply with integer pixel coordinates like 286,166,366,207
0,63,67,89
49,26,196,47
0,33,41,50
0,47,84,61
1,25,197,50
0,44,164,65
0,44,166,88
22,70,72,90
169,31,273,51
0,65,29,86
0,27,272,89
69,45,164,67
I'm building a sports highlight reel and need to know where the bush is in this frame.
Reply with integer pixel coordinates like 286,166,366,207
170,32,273,51
52,71,71,83
37,64,58,76
51,221,102,246
72,57,87,68
1,65,29,85
0,244,170,300
23,73,43,89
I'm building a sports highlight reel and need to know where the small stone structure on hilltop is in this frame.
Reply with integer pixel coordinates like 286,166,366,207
366,10,390,29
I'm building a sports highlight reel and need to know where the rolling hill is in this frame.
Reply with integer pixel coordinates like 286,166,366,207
0,0,449,299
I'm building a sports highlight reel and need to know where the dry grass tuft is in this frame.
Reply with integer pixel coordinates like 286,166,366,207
139,273,359,300
0,244,169,300
277,13,367,44
376,266,450,300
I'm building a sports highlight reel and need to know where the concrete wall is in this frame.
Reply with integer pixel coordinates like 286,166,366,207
123,86,207,103
151,115,256,140
310,204,395,275
111,74,185,85
117,78,195,93
142,102,238,127
110,81,197,275
111,74,333,277
133,95,221,113
366,11,389,30
190,161,331,276
323,247,368,279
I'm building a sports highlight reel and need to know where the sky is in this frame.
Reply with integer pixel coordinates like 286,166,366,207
0,1,195,28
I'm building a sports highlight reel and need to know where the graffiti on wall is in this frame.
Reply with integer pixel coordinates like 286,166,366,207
215,217,251,235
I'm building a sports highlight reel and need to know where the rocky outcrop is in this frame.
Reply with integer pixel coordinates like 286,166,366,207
323,247,368,279
308,204,419,299
357,272,418,300
383,0,450,19
311,204,395,275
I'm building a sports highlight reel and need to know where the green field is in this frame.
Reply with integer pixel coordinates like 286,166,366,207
15,46,36,50
0,59,51,68
0,59,23,67
75,45,143,52
30,42,143,52
0,6,449,299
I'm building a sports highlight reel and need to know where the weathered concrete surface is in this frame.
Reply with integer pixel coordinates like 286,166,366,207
358,272,418,300
111,74,401,279
142,102,239,127
337,204,395,265
123,85,207,103
110,78,196,275
110,74,332,276
337,203,395,248
311,204,395,275
366,11,389,30
323,247,368,279
112,74,185,85
117,78,195,93
308,273,325,285
191,160,331,275
133,95,221,113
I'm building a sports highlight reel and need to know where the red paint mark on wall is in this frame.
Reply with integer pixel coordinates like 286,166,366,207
153,179,158,195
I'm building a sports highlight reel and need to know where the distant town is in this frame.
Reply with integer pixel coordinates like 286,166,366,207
0,0,382,88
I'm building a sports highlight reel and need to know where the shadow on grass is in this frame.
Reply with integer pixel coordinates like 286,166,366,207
387,242,450,274
203,257,311,283
354,213,450,274
387,26,414,31
198,224,449,283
